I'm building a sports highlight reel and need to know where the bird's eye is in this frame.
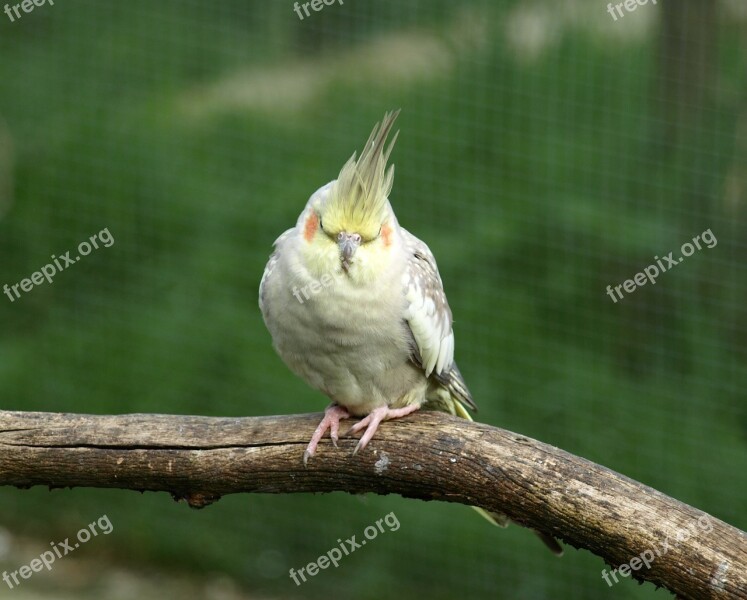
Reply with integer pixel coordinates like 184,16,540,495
317,215,335,239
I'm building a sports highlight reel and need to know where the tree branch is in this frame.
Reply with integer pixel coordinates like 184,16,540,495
0,410,744,599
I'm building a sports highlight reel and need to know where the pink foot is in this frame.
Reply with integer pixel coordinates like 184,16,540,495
303,404,351,465
346,404,420,455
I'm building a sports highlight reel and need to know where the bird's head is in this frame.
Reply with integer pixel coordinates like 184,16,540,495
296,110,401,281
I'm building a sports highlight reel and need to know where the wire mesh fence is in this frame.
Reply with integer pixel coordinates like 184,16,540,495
0,1,745,598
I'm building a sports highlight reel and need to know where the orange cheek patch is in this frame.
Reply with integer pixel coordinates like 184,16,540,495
304,213,319,242
381,224,392,247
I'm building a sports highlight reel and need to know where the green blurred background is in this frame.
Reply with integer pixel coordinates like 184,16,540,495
1,0,745,598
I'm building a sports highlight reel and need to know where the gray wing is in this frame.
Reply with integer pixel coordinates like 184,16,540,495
259,228,293,317
401,229,477,411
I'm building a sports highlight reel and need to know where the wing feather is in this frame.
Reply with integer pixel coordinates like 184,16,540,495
401,229,476,411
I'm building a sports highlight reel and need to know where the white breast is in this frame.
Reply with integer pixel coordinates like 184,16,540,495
261,244,427,416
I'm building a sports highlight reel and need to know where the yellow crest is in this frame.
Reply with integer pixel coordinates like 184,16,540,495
323,110,400,240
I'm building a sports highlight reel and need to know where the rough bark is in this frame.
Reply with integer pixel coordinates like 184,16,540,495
0,409,744,599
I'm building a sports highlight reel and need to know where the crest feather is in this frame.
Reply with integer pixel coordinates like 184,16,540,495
326,110,400,238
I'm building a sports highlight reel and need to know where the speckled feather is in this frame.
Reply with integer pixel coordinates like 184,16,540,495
258,111,562,555
259,111,474,418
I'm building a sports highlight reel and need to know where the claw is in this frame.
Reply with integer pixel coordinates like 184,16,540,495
303,404,350,465
330,417,341,448
346,404,420,456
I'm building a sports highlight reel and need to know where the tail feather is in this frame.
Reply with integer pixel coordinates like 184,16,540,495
424,384,564,556
472,507,509,528
474,508,564,556
532,529,565,556
432,362,478,411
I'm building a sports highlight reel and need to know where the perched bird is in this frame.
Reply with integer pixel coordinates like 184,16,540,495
259,111,562,555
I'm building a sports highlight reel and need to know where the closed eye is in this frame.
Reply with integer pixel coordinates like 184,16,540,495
318,216,336,240
364,227,382,243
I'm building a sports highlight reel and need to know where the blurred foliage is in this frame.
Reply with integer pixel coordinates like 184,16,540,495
0,0,745,599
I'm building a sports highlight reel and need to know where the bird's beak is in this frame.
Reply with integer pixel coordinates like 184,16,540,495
337,232,361,266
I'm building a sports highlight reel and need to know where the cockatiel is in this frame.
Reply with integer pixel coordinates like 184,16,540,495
259,111,561,555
